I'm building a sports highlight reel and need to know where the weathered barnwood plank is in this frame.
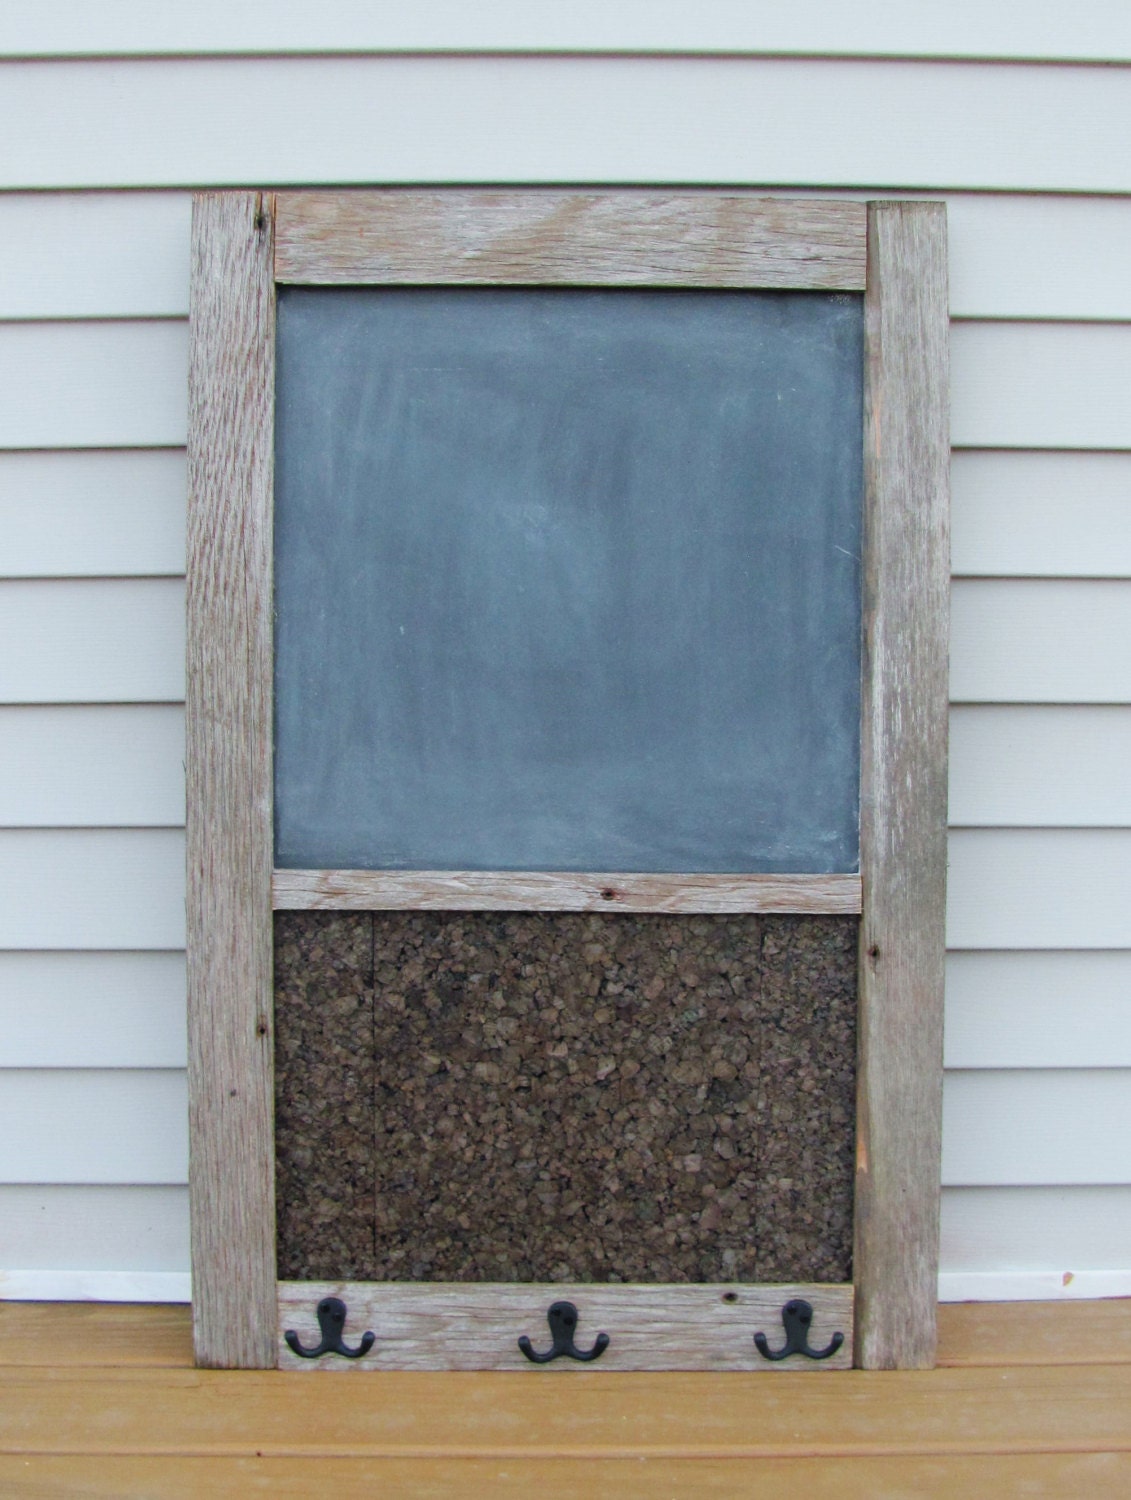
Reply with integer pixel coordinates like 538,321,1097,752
272,869,863,914
854,201,950,1369
275,191,867,288
186,191,277,1368
277,1282,854,1372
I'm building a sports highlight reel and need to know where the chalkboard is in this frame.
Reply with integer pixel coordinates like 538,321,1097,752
273,286,863,873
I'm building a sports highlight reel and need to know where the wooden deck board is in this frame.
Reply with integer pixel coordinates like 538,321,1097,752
0,1301,193,1368
3,1363,1130,1457
937,1298,1131,1366
1,1453,1128,1500
0,1302,1127,1495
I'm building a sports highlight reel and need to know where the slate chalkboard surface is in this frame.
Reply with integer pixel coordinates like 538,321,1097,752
274,287,863,873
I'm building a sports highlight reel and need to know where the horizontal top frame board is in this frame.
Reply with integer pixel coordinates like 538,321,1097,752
186,190,948,1374
275,192,868,289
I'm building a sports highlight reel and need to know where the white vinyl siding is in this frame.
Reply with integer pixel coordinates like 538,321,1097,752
2,57,1131,194
2,1,1130,64
1,32,1128,1304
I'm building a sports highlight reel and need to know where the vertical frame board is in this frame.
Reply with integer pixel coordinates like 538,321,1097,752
855,202,950,1369
186,192,278,1367
186,189,948,1370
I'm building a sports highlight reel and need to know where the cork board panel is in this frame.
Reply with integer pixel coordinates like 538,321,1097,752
274,913,376,1279
275,912,856,1284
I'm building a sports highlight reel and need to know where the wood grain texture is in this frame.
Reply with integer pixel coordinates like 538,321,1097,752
185,192,277,1367
1,1297,1125,1372
1,1453,1128,1499
278,1281,853,1371
937,1299,1131,1368
3,1355,1131,1456
3,1303,1131,1498
272,870,862,914
855,202,950,1369
275,191,867,288
0,1302,193,1368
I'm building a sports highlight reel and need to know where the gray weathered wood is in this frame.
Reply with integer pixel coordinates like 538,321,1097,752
187,188,947,1373
277,1281,854,1371
272,869,862,914
186,192,277,1368
855,202,950,1370
275,191,867,289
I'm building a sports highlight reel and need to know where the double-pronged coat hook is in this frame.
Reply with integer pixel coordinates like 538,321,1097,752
284,1296,376,1359
518,1300,610,1364
753,1298,844,1361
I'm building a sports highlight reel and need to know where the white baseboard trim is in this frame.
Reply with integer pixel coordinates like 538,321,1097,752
939,1269,1131,1302
0,1270,191,1302
3,1267,1129,1306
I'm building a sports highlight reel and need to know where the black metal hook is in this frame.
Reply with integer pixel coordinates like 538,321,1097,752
754,1298,844,1362
518,1300,610,1364
284,1296,376,1360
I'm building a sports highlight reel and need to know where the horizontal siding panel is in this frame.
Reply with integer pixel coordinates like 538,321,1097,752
947,829,1131,949
13,703,1131,835
0,952,186,1067
951,452,1131,579
0,706,184,826
951,580,1131,703
9,947,1130,1073
0,830,185,950
6,944,1127,1073
949,706,1131,826
0,579,184,703
4,1067,1129,1191
0,1185,188,1272
945,951,1131,1069
942,1069,1131,1186
0,321,186,451
0,193,190,323
944,195,1131,324
951,323,1131,451
3,57,1131,194
2,1183,1126,1288
940,1185,1131,1273
4,1,1131,63
6,192,1131,324
0,827,1123,953
0,450,186,577
9,578,1131,722
4,320,1129,459
0,1070,186,1184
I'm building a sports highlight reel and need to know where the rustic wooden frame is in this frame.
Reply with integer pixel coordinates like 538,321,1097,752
187,190,948,1371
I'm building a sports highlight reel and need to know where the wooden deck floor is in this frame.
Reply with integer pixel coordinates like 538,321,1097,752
0,1300,1129,1495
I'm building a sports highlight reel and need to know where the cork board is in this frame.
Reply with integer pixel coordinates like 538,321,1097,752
275,911,857,1285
